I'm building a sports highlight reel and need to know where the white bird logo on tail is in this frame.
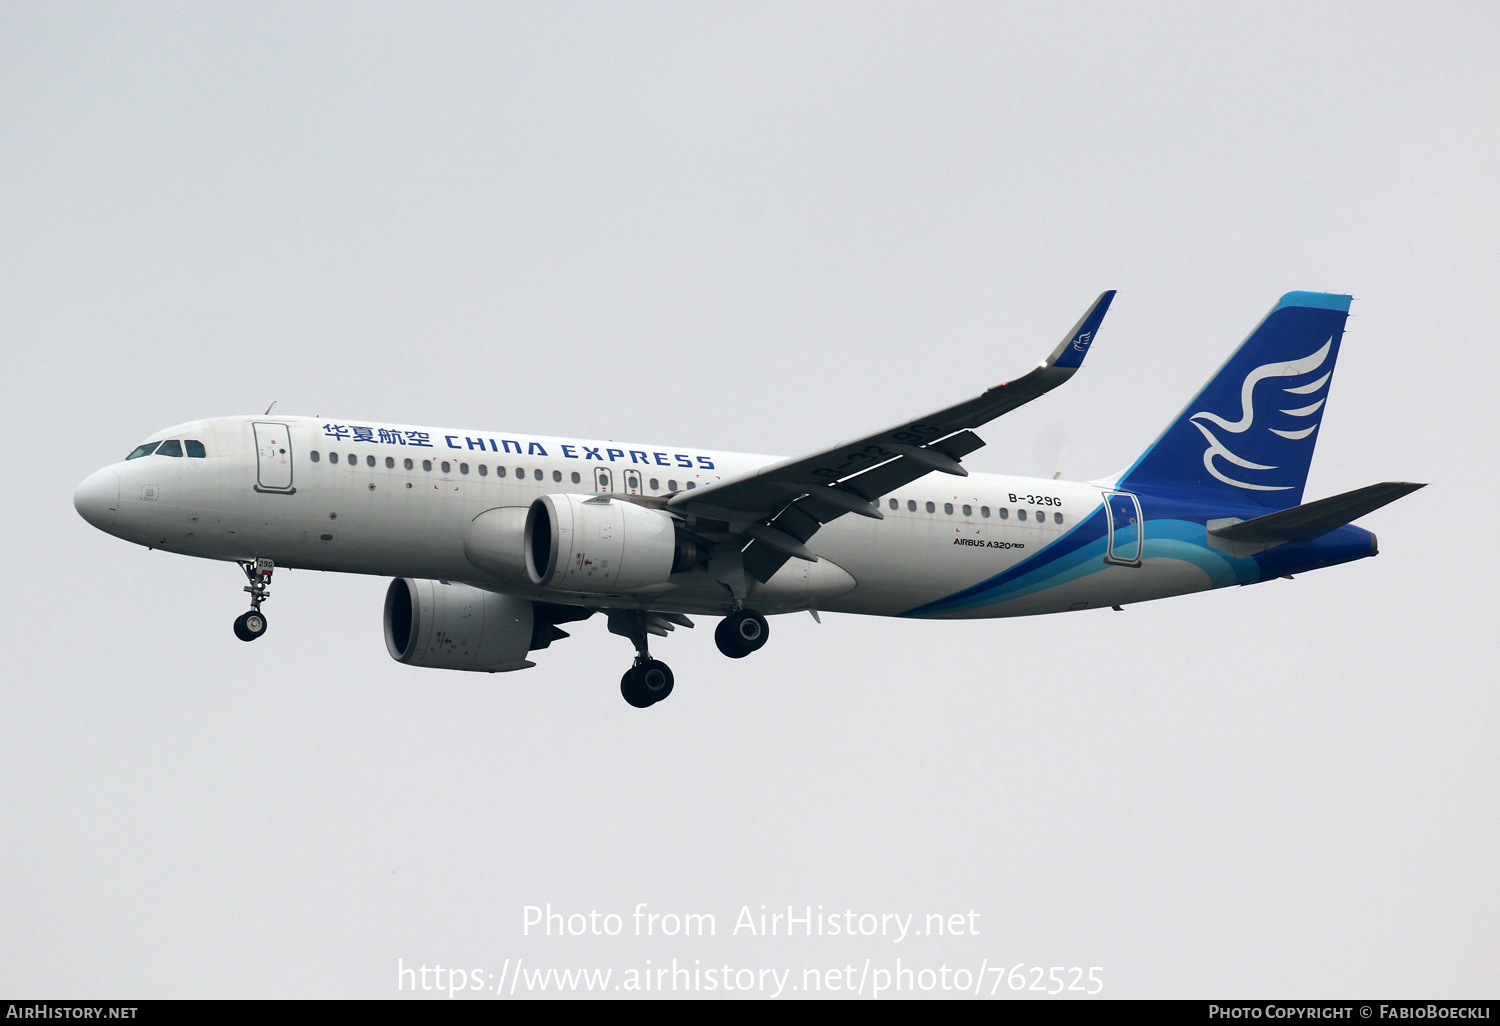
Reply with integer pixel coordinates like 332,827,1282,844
1189,338,1332,491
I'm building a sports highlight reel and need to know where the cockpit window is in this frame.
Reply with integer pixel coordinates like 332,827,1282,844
156,439,184,457
185,440,206,458
126,441,160,460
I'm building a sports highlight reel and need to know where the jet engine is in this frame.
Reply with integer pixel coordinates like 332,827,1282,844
525,494,698,594
384,577,535,672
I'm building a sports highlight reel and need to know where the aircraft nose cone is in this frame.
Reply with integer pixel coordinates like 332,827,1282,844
74,468,120,531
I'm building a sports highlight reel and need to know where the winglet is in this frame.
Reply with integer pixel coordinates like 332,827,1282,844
1043,290,1117,371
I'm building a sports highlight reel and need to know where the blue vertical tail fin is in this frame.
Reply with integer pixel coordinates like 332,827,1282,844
1116,291,1352,509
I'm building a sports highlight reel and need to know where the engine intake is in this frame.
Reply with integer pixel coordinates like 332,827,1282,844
525,494,697,594
384,577,535,672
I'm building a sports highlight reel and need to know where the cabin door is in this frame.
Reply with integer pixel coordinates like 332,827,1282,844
253,422,295,493
1104,490,1142,566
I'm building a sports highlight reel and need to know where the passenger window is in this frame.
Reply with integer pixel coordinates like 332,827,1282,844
497,466,507,477
685,481,696,490
553,470,562,482
157,439,183,457
925,501,935,513
668,480,678,491
999,507,1009,520
1054,512,1064,525
907,499,916,511
310,450,321,463
404,458,414,470
185,440,206,458
962,504,972,517
515,467,524,478
534,469,543,481
422,460,432,472
440,461,451,473
126,442,160,460
888,498,898,510
366,455,375,467
478,464,488,476
649,478,659,491
980,506,990,518
571,472,581,484
459,463,469,475
385,456,395,469
1018,508,1028,521
944,502,954,515
330,452,340,464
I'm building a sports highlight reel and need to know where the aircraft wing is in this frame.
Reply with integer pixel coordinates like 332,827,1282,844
668,290,1117,582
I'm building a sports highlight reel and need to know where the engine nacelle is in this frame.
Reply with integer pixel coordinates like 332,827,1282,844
384,578,535,672
464,506,530,583
525,494,697,594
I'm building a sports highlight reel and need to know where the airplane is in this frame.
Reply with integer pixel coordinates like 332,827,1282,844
73,290,1423,708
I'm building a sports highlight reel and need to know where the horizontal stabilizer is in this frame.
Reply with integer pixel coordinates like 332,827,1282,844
1209,482,1425,544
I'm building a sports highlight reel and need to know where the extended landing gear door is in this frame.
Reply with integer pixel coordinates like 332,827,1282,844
253,421,295,493
1104,490,1142,567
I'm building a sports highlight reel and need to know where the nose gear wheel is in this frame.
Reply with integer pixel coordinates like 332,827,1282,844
234,558,274,642
234,610,268,641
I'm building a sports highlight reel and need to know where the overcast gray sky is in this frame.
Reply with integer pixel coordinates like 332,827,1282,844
3,1,1497,998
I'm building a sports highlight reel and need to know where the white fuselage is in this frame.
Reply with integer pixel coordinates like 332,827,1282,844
81,414,1206,620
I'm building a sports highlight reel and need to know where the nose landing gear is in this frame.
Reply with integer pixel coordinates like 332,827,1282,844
233,609,267,642
234,558,274,642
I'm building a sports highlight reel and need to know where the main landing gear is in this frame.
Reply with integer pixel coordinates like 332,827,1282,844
620,660,675,709
233,558,274,642
715,608,769,659
608,610,683,708
606,607,769,707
